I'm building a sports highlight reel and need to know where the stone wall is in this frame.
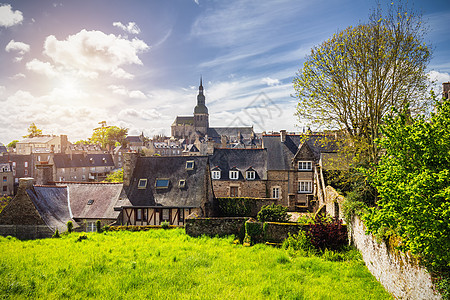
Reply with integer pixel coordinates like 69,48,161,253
350,215,441,300
212,180,267,198
262,222,305,243
216,197,277,217
185,217,248,239
0,225,53,239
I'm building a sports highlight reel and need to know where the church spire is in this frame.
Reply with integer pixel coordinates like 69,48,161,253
199,76,203,94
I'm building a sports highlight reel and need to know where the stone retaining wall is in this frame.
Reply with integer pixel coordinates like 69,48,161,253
185,217,248,239
0,225,53,239
350,215,441,300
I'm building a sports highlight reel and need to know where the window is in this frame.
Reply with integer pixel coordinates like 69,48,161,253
179,180,186,188
24,161,28,168
2,186,7,192
162,209,169,220
212,170,221,179
61,168,65,173
298,161,313,171
138,179,148,189
230,186,239,197
246,171,255,180
229,170,239,180
87,199,94,205
272,187,280,199
298,181,313,193
86,222,96,232
155,179,170,189
136,209,143,221
24,169,28,176
186,160,194,170
82,175,86,180
82,167,86,172
2,177,6,182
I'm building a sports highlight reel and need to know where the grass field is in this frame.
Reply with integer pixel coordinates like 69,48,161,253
0,229,391,299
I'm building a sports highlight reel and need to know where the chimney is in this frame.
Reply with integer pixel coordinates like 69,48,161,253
19,177,35,190
280,130,287,142
35,163,54,185
123,152,139,187
443,82,450,99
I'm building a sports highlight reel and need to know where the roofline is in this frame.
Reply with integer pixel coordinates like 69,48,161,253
51,181,123,185
121,206,199,209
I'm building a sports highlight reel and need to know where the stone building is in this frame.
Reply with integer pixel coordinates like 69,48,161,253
0,162,14,196
16,135,69,155
52,153,115,182
209,148,267,198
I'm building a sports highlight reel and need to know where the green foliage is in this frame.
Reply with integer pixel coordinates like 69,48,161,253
257,204,289,222
244,221,264,245
0,229,390,299
66,221,73,234
0,196,12,213
96,220,102,233
306,215,348,250
342,198,368,224
103,168,123,182
293,2,431,166
7,140,18,148
282,231,316,257
23,123,43,138
52,230,60,238
216,197,253,217
90,123,128,149
364,98,450,280
161,221,170,229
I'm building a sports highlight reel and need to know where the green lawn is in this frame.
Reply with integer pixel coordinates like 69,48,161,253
0,229,391,299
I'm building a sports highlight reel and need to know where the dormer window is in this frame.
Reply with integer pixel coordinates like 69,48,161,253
90,158,94,164
246,170,256,180
298,161,313,171
212,170,221,180
138,179,148,189
102,157,107,164
87,199,94,205
155,178,170,189
179,179,186,188
186,160,194,170
229,170,239,180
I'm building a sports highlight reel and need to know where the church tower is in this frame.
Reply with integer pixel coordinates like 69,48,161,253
194,77,209,136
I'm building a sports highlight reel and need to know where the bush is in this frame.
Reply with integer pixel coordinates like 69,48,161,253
282,231,316,256
161,221,170,229
307,215,347,250
52,230,60,238
66,221,73,234
217,197,253,217
96,220,102,233
257,204,289,222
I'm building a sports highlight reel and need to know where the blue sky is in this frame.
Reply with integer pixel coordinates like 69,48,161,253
0,0,449,144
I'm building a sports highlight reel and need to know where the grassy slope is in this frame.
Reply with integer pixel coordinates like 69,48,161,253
0,229,391,299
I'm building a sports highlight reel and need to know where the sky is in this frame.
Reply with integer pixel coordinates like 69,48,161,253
0,0,449,144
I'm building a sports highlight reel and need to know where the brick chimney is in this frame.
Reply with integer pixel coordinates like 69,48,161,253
443,82,450,99
280,130,287,142
35,163,54,185
123,152,139,187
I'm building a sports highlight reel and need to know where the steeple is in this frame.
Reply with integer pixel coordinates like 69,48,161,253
194,76,207,114
194,76,209,136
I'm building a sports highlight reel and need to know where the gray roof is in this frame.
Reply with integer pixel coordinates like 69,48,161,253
52,153,115,168
125,156,209,207
62,183,128,219
209,148,267,180
207,127,254,140
27,186,76,232
0,143,6,153
263,134,338,170
173,116,194,125
18,136,56,144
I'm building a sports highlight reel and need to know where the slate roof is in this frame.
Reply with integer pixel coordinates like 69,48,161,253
52,153,115,168
262,134,338,170
125,156,209,207
125,136,144,143
27,185,76,232
62,183,128,220
173,116,194,125
0,143,7,153
207,127,254,141
18,136,56,144
209,148,267,180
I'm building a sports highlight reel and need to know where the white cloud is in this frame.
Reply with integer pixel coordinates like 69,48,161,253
0,4,23,28
118,108,161,121
428,71,450,84
26,59,58,78
262,77,280,87
9,73,26,80
5,40,30,55
113,21,141,34
108,85,147,99
43,29,149,79
0,86,5,95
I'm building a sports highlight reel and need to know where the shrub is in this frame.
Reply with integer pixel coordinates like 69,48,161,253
257,204,289,222
161,221,170,229
217,197,253,217
76,234,87,242
282,230,315,256
96,220,102,233
307,215,347,250
52,230,60,238
66,221,73,234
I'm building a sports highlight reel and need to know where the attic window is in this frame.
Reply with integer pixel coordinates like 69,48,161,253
229,170,239,180
186,160,194,170
87,199,94,205
156,178,170,189
138,179,148,189
179,179,186,188
298,161,312,171
246,171,256,180
212,170,221,180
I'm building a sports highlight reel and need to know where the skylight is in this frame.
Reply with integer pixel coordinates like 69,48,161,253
87,199,94,205
179,179,186,188
138,179,147,189
156,178,170,189
186,160,194,170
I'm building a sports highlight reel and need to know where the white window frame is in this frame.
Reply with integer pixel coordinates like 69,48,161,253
138,179,148,189
272,187,280,199
86,221,96,232
298,161,313,171
229,170,239,180
212,170,221,180
24,161,28,168
179,179,186,188
298,181,313,193
246,171,255,180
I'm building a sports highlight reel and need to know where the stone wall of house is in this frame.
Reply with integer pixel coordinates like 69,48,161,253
266,170,292,207
0,225,53,239
350,215,440,299
323,186,345,221
212,180,267,198
185,217,248,239
262,222,305,243
216,197,277,217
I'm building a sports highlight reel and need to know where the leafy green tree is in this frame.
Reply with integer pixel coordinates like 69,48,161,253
363,96,450,270
90,124,128,149
293,2,431,166
103,168,123,183
23,123,43,138
7,140,18,148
